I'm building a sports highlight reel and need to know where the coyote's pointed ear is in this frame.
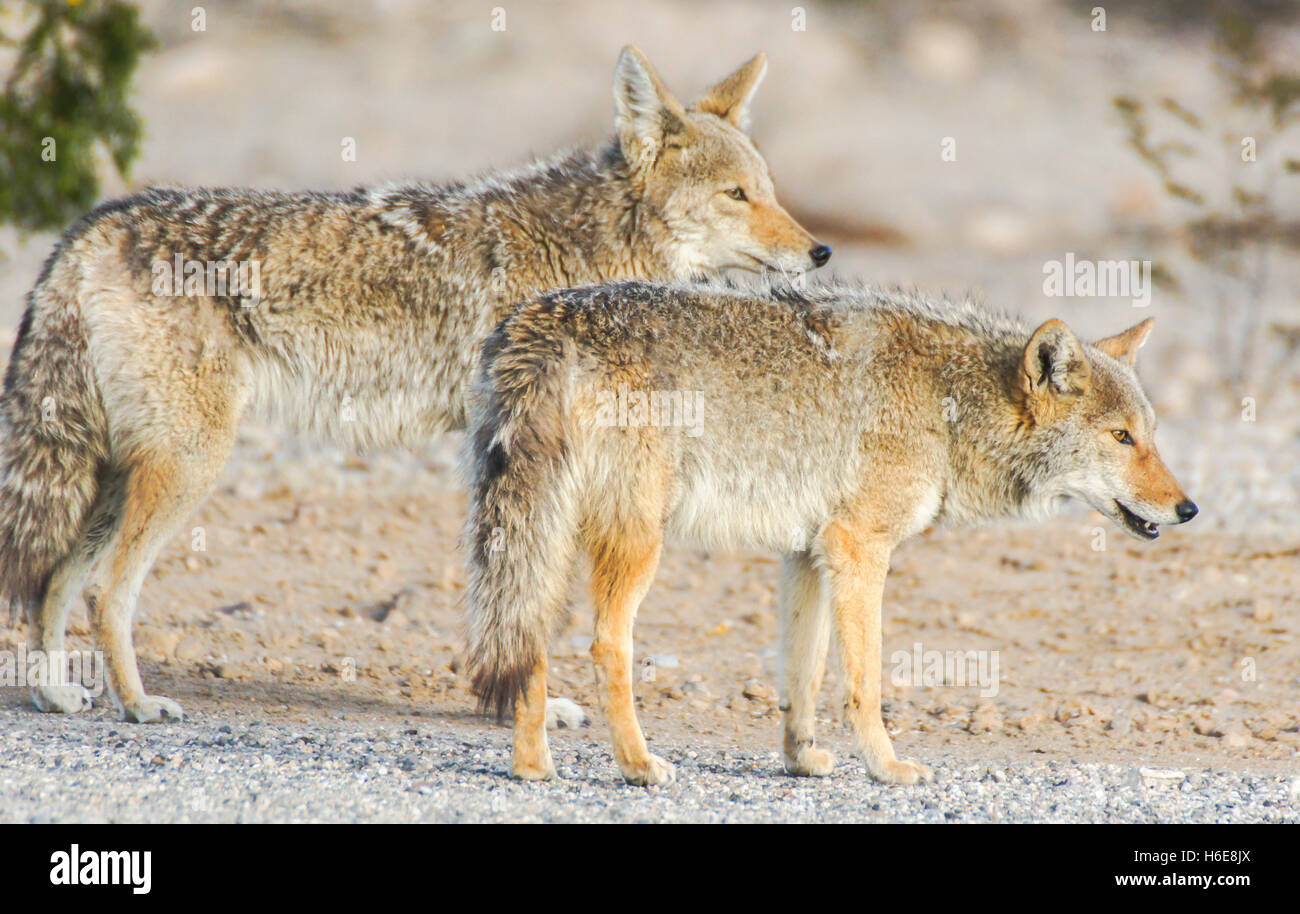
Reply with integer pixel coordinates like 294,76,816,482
1022,319,1090,406
691,52,767,130
614,45,688,169
1094,317,1154,366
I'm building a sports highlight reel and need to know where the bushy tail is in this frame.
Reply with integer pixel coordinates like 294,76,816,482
462,325,583,718
0,270,109,624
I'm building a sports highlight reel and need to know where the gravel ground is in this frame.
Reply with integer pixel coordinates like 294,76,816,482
3,711,1297,824
1,1,1297,829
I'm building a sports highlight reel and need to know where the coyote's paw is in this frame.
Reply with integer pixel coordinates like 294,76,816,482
122,695,184,724
866,756,933,786
623,753,676,787
784,744,836,777
512,757,557,781
32,684,93,715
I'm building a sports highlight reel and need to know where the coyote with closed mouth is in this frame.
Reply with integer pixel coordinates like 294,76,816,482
0,47,828,723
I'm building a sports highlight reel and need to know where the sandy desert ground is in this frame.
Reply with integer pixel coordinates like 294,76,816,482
0,0,1297,821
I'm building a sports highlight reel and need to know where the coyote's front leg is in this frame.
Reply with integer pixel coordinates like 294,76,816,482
821,520,932,785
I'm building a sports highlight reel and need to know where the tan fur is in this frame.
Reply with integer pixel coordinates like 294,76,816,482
777,552,835,776
586,533,669,785
464,278,1197,785
0,47,828,722
1095,317,1154,365
511,654,555,781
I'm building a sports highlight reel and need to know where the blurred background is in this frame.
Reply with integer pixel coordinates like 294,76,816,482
1,4,1298,777
1,0,1298,532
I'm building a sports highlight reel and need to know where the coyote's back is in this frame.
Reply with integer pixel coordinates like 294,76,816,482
464,278,1197,786
0,45,828,723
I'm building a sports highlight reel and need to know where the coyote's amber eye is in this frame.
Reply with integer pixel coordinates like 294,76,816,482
725,187,747,202
1111,429,1135,446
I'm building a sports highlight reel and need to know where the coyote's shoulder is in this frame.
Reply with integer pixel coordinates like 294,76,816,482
45,145,673,439
0,46,827,725
464,277,1196,786
55,142,651,323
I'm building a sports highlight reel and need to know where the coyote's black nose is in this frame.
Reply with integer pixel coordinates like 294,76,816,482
810,244,832,267
1175,500,1198,522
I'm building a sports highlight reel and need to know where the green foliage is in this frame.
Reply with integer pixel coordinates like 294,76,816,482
0,0,156,234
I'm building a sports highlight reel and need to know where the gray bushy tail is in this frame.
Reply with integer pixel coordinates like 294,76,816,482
462,325,583,717
0,268,108,624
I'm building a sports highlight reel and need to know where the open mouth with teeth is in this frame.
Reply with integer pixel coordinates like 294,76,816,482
1115,500,1159,540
